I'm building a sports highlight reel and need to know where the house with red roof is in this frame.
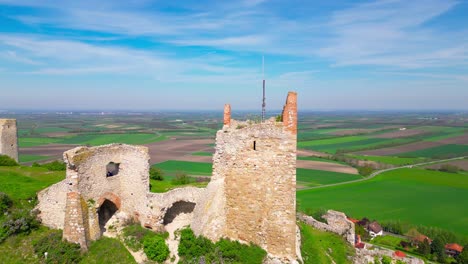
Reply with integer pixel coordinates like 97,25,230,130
393,250,406,258
445,243,464,257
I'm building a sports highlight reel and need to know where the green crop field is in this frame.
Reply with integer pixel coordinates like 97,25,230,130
298,136,413,154
18,137,62,147
398,144,468,158
348,155,426,165
297,168,362,187
191,151,213,156
60,133,167,146
297,168,468,236
154,160,212,176
18,154,51,163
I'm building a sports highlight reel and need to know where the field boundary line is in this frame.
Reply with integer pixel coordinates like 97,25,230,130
299,156,467,190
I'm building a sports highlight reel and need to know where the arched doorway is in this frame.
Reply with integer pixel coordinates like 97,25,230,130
98,199,118,233
163,201,196,225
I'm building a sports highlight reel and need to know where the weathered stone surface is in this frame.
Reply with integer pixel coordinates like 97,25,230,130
37,143,206,248
0,119,18,162
192,92,298,261
223,104,231,126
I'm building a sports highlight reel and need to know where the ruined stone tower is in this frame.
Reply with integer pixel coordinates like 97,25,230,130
0,119,19,162
192,92,298,261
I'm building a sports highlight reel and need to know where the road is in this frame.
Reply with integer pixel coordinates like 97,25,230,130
299,156,467,190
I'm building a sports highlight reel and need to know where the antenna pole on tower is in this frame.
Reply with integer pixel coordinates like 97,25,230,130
261,56,266,122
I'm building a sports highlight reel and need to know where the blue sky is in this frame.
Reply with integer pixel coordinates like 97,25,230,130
0,0,467,110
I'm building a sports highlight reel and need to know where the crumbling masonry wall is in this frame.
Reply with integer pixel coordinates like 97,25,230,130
192,92,298,260
0,119,19,162
37,143,205,248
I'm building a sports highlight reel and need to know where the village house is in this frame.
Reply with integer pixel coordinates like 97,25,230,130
445,243,464,257
367,221,383,238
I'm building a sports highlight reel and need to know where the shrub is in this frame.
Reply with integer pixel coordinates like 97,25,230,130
0,209,39,242
143,236,169,263
358,165,374,177
172,172,191,185
0,155,18,166
150,167,164,181
0,192,13,214
305,208,327,224
178,227,266,263
381,255,392,264
41,160,66,171
32,230,82,264
439,164,460,173
122,224,168,253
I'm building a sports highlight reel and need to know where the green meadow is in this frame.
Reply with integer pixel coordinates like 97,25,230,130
0,166,65,201
347,154,426,165
60,133,167,146
398,144,468,158
19,133,167,147
298,136,413,154
154,160,212,176
18,154,51,163
297,168,362,187
297,168,468,236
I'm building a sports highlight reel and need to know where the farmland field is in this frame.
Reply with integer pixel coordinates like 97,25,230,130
297,168,468,236
347,155,426,165
154,160,212,176
59,133,167,146
297,168,362,187
397,144,468,158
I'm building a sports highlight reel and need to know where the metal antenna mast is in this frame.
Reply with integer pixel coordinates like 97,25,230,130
261,56,266,122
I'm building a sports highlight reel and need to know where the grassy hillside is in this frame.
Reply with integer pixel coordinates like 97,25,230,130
297,168,468,236
299,222,354,264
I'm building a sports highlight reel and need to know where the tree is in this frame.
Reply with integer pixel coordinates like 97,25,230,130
456,245,468,264
150,167,164,181
417,239,431,256
358,165,374,177
381,255,392,264
439,164,460,173
431,237,446,263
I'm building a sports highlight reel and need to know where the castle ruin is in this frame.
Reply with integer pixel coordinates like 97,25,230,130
0,119,19,162
36,92,298,261
191,91,298,260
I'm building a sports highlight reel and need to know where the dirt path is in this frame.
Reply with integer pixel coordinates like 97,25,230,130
165,212,193,263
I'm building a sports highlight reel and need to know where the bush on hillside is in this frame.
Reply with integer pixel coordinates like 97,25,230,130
0,155,18,166
305,208,327,224
358,165,374,176
0,209,39,243
33,230,82,264
172,172,191,185
178,227,266,263
0,192,13,214
150,167,164,181
143,236,169,262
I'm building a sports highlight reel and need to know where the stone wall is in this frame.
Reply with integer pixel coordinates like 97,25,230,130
192,92,298,261
37,143,207,248
0,119,18,162
298,211,355,245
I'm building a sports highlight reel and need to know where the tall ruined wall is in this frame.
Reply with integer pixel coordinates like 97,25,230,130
63,144,150,216
192,91,298,260
0,119,19,162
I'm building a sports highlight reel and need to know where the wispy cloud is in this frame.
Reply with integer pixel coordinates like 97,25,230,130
317,0,466,68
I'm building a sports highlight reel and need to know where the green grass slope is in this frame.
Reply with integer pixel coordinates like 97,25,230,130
154,160,212,176
300,222,354,264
